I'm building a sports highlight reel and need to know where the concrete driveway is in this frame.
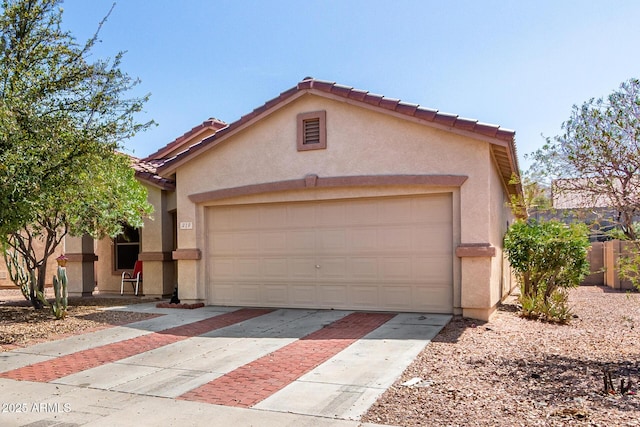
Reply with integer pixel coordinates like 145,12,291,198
0,303,450,426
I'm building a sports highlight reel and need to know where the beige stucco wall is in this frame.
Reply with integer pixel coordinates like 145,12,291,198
0,236,64,290
91,184,175,297
172,93,511,319
486,156,516,316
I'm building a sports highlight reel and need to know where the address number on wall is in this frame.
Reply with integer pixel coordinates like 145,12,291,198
179,222,193,230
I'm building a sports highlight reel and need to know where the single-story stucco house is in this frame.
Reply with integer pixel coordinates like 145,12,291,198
12,78,523,321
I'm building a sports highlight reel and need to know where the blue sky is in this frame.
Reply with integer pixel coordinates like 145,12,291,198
60,0,640,170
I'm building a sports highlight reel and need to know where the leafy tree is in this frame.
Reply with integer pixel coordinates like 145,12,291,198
504,220,590,322
529,78,640,240
510,172,552,214
0,0,153,308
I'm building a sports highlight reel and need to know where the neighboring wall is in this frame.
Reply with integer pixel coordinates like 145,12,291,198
583,242,605,286
602,240,636,290
0,238,64,290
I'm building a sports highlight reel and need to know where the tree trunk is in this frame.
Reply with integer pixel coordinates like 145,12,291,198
523,273,532,298
28,268,44,309
36,263,47,293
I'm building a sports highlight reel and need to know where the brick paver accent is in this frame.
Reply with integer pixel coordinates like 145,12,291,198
0,308,272,383
178,312,395,407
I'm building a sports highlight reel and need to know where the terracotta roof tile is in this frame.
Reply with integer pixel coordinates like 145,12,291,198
144,117,226,161
453,117,478,132
132,157,176,190
363,92,383,107
432,112,458,127
378,97,400,111
395,101,419,116
297,79,313,90
495,128,516,141
348,88,369,102
474,122,500,137
413,107,438,121
158,78,519,183
240,109,260,123
310,79,335,91
330,84,352,97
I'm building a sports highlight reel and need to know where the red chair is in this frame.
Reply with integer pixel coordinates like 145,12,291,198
121,260,142,296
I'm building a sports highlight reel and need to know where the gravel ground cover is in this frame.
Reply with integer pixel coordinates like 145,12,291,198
0,289,157,351
363,286,640,426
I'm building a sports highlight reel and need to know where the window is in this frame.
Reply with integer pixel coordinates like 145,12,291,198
114,225,140,270
297,110,326,151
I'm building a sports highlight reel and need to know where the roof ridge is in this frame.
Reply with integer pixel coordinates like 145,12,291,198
157,78,517,175
144,117,228,161
298,79,515,141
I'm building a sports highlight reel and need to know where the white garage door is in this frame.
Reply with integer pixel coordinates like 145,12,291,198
206,194,453,313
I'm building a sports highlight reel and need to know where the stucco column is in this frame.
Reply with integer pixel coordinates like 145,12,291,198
138,186,176,298
457,244,497,321
65,234,97,297
172,186,205,304
172,253,202,303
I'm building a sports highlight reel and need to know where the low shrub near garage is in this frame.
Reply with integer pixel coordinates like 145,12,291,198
504,219,590,322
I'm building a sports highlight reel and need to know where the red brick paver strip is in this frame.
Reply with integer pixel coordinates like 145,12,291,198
178,312,396,408
0,308,273,383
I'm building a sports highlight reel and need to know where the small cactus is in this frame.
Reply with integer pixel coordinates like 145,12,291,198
3,249,30,301
37,262,69,320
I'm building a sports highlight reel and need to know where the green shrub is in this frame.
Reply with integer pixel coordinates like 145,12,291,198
504,219,590,322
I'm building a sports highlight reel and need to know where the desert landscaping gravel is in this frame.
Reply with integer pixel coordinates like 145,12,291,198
0,290,156,351
1,286,639,426
363,286,640,426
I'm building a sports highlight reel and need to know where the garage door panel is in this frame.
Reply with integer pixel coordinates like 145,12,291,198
207,194,453,313
291,285,316,305
260,232,287,252
210,234,234,253
350,228,379,251
318,229,346,251
287,230,316,252
210,258,235,278
287,204,316,227
211,283,235,305
263,284,288,304
380,285,413,310
316,203,346,226
262,258,288,278
318,285,348,307
345,201,378,225
413,256,451,281
413,284,453,313
260,204,288,228
316,257,348,279
289,257,317,278
379,227,414,251
236,258,262,278
412,227,452,251
379,198,413,223
350,257,379,279
351,285,379,308
380,257,413,280
236,284,263,305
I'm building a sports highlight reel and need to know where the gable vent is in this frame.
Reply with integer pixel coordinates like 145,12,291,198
297,110,327,151
303,118,321,145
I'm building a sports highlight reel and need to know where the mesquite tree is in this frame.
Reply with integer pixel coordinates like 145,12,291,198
529,78,640,240
0,0,153,308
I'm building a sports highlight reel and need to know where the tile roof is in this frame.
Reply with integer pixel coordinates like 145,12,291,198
154,78,521,197
131,158,176,190
144,117,227,162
